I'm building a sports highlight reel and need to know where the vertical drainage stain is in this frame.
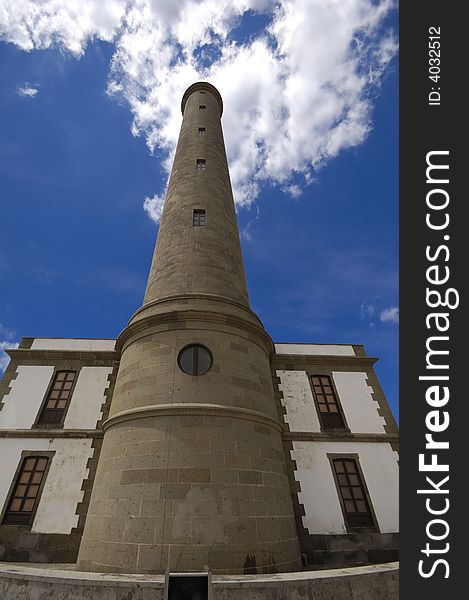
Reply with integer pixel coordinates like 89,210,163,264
243,553,257,574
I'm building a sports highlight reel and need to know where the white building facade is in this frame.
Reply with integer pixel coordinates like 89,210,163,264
0,337,398,567
273,342,399,566
0,337,117,562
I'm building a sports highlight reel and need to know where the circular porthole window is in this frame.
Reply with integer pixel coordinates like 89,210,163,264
177,344,213,376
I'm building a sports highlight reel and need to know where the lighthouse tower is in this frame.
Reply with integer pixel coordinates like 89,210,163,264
76,82,302,574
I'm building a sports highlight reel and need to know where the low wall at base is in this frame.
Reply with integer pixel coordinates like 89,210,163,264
0,561,398,599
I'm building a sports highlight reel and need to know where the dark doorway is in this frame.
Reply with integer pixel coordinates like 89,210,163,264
166,573,210,600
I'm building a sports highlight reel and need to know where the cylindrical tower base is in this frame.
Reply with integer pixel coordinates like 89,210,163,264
76,302,301,573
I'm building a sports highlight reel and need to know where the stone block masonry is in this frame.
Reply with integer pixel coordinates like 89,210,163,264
0,561,399,599
76,82,302,574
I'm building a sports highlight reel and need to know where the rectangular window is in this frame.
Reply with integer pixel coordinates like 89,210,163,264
199,105,206,110
37,370,76,425
193,209,206,226
311,375,346,430
3,456,49,525
198,127,206,135
196,159,206,171
332,458,375,529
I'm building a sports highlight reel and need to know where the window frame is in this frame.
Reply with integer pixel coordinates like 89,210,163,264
310,374,348,431
199,105,206,110
196,158,206,171
34,369,79,428
328,453,378,533
198,127,206,135
193,209,206,227
177,344,213,376
1,451,54,527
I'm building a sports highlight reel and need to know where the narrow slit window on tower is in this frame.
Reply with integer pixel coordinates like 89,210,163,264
193,209,206,226
311,375,346,430
37,370,77,425
198,127,206,135
2,456,49,525
332,458,375,530
196,159,206,171
199,105,206,110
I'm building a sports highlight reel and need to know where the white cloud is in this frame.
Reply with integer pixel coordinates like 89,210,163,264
380,306,399,324
0,324,18,373
0,0,126,56
0,1,397,222
240,203,260,241
0,341,19,373
0,323,15,340
17,83,38,97
360,302,375,320
143,193,165,222
283,184,302,199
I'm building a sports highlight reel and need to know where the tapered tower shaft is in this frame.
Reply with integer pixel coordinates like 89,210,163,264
77,82,301,574
145,82,249,307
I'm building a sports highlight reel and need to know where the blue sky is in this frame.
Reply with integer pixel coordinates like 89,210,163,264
0,1,398,419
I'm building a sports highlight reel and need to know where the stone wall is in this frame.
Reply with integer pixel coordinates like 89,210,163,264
0,562,399,600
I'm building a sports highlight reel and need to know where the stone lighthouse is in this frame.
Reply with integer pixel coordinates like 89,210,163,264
76,82,302,574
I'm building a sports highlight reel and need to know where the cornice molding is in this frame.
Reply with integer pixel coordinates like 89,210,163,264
6,348,118,364
0,429,103,439
282,431,399,444
130,293,262,325
116,309,275,356
103,402,283,433
272,355,379,367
